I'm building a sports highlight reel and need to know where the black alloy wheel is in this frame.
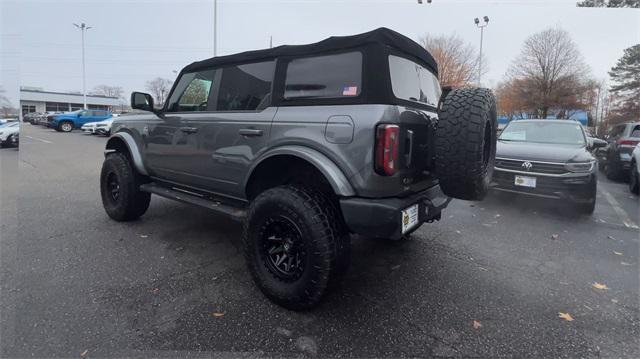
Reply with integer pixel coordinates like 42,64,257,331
259,215,307,281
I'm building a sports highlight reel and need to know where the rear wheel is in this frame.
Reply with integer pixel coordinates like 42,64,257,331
435,88,498,200
100,152,151,221
59,121,73,133
243,185,349,310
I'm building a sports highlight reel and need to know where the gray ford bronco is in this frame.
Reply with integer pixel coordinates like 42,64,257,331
100,28,497,310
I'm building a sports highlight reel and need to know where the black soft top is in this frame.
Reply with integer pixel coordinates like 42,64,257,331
181,27,438,75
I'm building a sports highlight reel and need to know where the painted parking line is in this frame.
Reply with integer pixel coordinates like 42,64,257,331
24,136,53,144
599,187,639,230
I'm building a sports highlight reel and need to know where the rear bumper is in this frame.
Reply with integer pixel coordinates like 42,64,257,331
491,168,596,203
339,184,451,240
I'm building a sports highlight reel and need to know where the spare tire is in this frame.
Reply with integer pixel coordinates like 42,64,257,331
435,88,497,201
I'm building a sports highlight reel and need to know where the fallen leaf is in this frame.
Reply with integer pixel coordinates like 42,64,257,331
611,298,619,303
583,305,593,311
150,288,159,293
495,214,501,218
455,230,461,234
613,251,623,256
592,282,609,290
140,234,148,238
478,266,488,271
80,349,89,357
551,234,559,240
391,264,401,270
212,312,225,318
558,312,574,321
607,235,616,240
472,320,482,329
621,262,633,266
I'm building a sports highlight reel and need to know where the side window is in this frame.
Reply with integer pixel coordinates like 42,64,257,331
216,61,275,111
94,111,106,117
284,52,362,99
166,69,216,112
389,55,441,107
630,125,640,138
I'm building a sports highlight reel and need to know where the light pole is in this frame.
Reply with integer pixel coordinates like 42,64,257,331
474,16,489,87
73,22,92,109
213,0,217,56
417,0,432,3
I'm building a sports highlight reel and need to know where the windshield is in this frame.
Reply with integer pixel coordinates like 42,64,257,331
500,121,586,146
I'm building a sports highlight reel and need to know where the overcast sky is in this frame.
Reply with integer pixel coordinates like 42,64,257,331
1,0,638,107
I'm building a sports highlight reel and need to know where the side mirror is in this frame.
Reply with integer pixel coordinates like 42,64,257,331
131,92,154,112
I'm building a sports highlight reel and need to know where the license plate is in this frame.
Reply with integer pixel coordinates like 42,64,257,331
514,175,536,188
401,204,419,234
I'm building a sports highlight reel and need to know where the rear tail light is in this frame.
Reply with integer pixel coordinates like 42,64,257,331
617,139,640,146
375,124,400,176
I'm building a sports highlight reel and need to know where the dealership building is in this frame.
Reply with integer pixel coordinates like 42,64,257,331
19,87,120,119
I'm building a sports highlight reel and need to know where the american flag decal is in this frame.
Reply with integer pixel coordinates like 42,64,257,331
342,86,358,96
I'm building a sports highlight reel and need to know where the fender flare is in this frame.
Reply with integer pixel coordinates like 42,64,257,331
245,146,356,197
104,132,148,176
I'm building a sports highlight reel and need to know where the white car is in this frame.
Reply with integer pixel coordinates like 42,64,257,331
629,143,640,195
94,118,114,136
0,122,19,147
81,121,99,134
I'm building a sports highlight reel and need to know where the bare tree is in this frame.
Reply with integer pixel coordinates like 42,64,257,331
505,27,592,118
420,34,487,87
0,86,17,117
577,0,639,7
92,85,124,99
145,78,173,106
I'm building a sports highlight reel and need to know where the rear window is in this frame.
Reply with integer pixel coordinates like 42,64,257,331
284,52,362,100
389,55,441,107
630,125,640,138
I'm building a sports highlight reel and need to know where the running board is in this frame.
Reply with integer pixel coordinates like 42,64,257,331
139,183,246,221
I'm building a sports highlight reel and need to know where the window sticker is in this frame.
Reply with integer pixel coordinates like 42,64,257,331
342,86,358,96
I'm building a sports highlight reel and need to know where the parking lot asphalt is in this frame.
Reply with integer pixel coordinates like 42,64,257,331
1,124,638,358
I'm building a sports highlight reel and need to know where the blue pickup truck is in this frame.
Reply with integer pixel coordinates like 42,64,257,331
50,109,112,132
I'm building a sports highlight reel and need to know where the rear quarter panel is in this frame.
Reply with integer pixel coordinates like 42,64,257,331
269,104,438,198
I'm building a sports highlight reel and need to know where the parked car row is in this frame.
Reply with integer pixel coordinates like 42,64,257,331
24,109,117,136
595,121,640,181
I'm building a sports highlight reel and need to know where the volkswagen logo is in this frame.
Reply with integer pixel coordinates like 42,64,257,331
522,161,533,171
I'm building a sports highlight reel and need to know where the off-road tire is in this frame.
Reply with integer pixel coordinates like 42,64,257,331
100,152,151,221
59,121,73,133
243,185,349,310
629,162,639,195
435,88,498,201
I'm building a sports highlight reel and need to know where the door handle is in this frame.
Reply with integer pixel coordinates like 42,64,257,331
239,128,263,137
180,126,198,134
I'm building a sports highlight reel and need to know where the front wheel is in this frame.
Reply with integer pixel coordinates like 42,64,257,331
243,185,349,310
59,121,73,133
100,152,151,221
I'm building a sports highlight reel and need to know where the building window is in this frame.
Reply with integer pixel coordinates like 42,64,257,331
70,103,85,111
45,102,70,112
88,104,108,110
22,105,36,116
